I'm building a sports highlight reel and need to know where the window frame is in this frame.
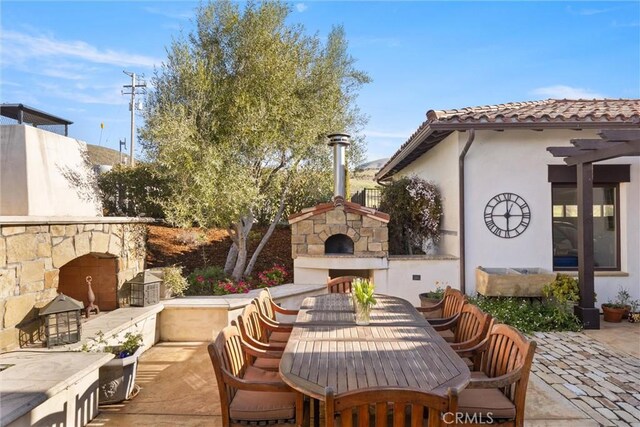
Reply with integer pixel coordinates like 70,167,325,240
551,182,621,272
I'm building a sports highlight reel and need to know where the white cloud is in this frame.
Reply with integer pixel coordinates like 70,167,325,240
295,3,308,13
1,30,161,68
143,7,192,20
566,6,617,16
531,85,606,99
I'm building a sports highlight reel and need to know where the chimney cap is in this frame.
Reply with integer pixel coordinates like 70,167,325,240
327,133,351,146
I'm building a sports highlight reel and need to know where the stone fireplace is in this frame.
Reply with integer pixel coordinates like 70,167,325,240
0,121,149,351
289,133,390,285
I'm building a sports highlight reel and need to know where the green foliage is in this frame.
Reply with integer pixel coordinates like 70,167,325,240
379,176,443,255
470,296,582,334
81,331,144,359
162,265,189,297
353,278,377,307
186,266,228,295
543,274,579,304
603,286,632,309
97,163,169,218
423,282,446,299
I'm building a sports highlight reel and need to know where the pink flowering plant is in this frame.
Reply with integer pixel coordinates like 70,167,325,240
257,264,288,288
217,279,251,294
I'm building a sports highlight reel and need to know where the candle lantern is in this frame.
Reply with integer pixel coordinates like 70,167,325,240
128,271,161,307
39,293,83,348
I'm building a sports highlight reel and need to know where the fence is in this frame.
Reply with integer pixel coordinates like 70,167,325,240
350,187,382,208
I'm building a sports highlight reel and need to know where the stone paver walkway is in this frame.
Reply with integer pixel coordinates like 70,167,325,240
532,331,640,427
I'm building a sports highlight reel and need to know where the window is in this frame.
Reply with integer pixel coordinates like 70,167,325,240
551,184,619,271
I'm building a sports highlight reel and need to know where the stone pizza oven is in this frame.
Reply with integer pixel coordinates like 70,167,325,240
289,133,390,283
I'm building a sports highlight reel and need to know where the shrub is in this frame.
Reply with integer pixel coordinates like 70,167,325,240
162,265,189,297
470,296,582,334
217,279,251,294
543,274,579,304
186,266,227,295
379,176,442,255
257,264,288,288
98,163,169,218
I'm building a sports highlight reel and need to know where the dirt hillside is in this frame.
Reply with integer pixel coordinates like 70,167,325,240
145,224,293,277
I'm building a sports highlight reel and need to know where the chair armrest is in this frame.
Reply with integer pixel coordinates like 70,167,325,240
244,335,287,351
222,368,291,392
432,316,459,331
243,343,283,359
454,337,488,359
466,368,523,389
428,313,458,326
449,334,483,351
416,300,444,312
258,313,293,332
270,300,299,316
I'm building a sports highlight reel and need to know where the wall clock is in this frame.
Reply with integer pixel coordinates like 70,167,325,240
484,193,531,238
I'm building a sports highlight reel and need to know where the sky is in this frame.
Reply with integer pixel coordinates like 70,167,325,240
1,1,639,163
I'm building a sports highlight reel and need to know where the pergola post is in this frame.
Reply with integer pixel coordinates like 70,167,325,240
575,162,599,329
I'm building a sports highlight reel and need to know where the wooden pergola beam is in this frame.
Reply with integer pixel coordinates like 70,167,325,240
565,141,640,165
571,139,625,150
599,129,640,141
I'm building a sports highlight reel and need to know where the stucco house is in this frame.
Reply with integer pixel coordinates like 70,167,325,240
375,99,640,308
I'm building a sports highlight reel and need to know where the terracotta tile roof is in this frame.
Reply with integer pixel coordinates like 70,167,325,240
288,199,390,224
376,99,640,181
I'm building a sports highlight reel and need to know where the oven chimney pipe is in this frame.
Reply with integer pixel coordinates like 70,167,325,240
328,133,351,201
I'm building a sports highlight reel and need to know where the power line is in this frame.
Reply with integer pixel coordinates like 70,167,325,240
122,71,147,167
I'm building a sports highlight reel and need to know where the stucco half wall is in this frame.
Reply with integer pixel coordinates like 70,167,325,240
0,125,101,216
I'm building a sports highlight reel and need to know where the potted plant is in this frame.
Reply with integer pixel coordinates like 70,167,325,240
418,282,446,319
83,331,145,404
352,278,377,326
628,300,640,323
602,287,632,323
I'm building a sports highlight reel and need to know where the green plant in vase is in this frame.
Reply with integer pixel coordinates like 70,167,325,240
352,278,377,325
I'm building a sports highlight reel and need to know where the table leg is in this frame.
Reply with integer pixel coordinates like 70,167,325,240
313,398,320,427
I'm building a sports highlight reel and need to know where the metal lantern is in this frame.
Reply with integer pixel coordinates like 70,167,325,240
128,271,161,307
39,293,83,348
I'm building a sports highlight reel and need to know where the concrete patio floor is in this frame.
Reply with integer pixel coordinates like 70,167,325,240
89,321,640,427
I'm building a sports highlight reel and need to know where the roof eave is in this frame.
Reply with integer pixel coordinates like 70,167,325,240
376,119,639,182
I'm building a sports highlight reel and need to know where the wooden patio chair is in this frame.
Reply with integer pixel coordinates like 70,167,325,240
208,325,306,427
454,323,537,427
416,286,467,326
325,386,458,427
252,292,293,343
233,304,286,372
327,275,358,294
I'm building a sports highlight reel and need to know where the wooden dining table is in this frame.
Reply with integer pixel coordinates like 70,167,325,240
279,293,471,404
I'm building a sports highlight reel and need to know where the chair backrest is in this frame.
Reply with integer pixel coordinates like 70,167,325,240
442,287,467,318
479,324,537,425
208,325,248,425
325,386,458,427
237,303,269,344
327,276,358,294
255,289,277,321
453,304,493,346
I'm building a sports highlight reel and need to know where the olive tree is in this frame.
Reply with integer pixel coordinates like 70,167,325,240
141,0,369,280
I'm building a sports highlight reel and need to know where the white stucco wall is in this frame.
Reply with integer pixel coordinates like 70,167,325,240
398,132,461,257
462,129,639,304
0,125,102,216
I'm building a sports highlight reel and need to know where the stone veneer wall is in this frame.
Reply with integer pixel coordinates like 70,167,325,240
0,218,149,351
291,205,388,258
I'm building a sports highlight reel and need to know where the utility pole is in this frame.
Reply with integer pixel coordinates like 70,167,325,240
122,71,146,167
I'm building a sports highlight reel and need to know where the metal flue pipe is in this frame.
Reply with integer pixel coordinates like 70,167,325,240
327,133,351,199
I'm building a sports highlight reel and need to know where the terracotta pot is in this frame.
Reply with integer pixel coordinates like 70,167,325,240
419,293,442,319
602,305,626,323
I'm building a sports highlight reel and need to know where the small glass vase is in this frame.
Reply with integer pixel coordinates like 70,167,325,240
355,302,371,326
